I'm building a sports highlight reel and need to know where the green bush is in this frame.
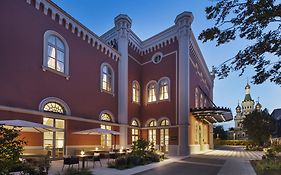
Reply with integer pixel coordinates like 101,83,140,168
215,139,254,146
0,126,26,174
252,158,281,175
109,139,163,170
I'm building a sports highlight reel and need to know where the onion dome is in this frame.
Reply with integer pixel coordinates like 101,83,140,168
236,104,241,113
255,102,262,111
245,83,250,89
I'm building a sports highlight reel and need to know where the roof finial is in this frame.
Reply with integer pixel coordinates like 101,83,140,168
258,97,260,103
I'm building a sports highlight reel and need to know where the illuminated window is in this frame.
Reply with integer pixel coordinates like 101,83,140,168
160,119,169,152
195,88,199,108
43,102,65,114
100,112,112,148
43,30,69,77
147,81,157,103
148,120,157,146
101,63,114,94
43,102,65,158
159,78,170,101
132,81,140,103
131,120,139,143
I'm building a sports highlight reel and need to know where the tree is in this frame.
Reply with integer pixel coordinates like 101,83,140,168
213,125,227,139
0,126,26,174
243,109,276,146
199,0,281,85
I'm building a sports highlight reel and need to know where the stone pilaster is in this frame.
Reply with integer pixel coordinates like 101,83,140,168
115,14,132,148
175,11,193,156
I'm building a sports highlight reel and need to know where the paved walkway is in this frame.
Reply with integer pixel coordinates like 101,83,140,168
48,146,263,175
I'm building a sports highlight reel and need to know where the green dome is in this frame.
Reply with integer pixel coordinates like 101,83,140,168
244,94,253,102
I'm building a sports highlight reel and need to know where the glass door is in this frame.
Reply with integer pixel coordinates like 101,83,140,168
43,117,65,159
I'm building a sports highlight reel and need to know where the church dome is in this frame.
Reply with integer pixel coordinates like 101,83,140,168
236,104,241,113
255,102,262,111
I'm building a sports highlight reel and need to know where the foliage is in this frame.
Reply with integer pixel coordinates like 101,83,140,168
20,155,51,175
251,158,281,175
56,168,92,175
243,109,276,146
109,139,162,170
215,139,254,146
0,126,26,174
213,125,227,140
199,0,281,85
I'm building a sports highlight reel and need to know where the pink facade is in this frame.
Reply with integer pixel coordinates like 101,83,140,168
0,0,216,156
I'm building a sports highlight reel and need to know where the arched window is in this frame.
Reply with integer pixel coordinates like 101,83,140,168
148,120,157,146
195,88,199,108
204,98,207,107
101,63,114,94
132,81,140,103
43,30,69,78
159,78,170,101
160,119,169,152
43,102,65,114
131,120,139,143
147,81,157,103
100,112,113,148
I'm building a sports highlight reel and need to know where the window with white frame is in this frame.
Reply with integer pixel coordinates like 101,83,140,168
43,30,69,77
132,81,140,103
147,82,157,103
131,120,139,143
100,113,113,148
101,63,114,94
148,120,157,147
159,78,169,101
195,88,199,108
160,119,169,152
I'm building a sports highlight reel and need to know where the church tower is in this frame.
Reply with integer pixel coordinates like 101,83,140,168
234,102,243,129
241,82,255,115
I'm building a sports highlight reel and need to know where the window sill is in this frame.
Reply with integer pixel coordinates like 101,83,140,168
147,101,157,105
132,101,140,105
42,65,70,80
101,89,115,96
159,99,170,102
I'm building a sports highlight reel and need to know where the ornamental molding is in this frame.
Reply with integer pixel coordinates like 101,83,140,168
26,0,120,61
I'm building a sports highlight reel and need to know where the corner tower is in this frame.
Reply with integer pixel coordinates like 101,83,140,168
115,14,132,148
175,11,194,156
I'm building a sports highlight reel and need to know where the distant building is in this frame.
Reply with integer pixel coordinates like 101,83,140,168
228,83,262,140
271,109,281,138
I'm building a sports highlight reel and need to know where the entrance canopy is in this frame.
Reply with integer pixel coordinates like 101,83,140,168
0,119,62,132
73,128,120,135
191,107,233,123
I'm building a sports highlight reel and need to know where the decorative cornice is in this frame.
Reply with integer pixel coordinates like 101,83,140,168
26,0,120,61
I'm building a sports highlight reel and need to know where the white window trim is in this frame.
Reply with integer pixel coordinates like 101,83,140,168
151,52,163,64
195,88,199,108
157,117,171,126
146,80,158,105
100,63,115,96
39,97,71,115
158,77,171,102
132,80,141,104
43,30,70,79
145,118,158,127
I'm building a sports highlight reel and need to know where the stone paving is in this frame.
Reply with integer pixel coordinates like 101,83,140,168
48,146,263,175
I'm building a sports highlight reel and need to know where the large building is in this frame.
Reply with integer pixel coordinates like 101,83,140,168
0,0,232,158
228,83,262,140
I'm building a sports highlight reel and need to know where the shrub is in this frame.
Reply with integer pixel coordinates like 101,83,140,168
251,158,281,175
0,126,26,174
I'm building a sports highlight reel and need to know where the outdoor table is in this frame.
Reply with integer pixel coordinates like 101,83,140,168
77,155,92,168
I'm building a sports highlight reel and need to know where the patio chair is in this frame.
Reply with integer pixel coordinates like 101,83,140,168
108,152,117,163
62,156,79,170
93,153,102,167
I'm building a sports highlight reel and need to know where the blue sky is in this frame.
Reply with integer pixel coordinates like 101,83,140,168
52,0,281,129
